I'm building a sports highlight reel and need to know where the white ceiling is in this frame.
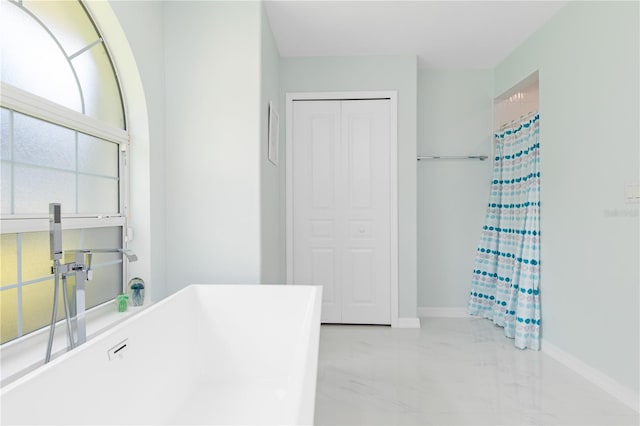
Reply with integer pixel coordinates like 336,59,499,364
264,1,567,69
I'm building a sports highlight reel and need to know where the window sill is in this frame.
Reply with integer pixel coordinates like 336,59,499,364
0,300,149,387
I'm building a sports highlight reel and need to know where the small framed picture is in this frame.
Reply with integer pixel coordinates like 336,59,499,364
268,101,279,165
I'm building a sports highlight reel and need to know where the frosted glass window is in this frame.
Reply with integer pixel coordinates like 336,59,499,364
68,226,123,313
1,108,11,214
23,279,77,337
22,0,99,57
0,0,125,129
1,165,11,214
3,110,120,215
0,289,18,343
83,226,121,248
0,1,81,112
0,229,81,288
1,0,128,345
78,133,118,177
71,43,125,128
13,112,76,171
1,108,10,161
14,165,76,215
78,175,119,214
0,227,123,344
20,232,52,282
17,275,78,321
85,264,122,308
1,234,17,284
20,229,83,281
61,229,83,256
22,280,56,335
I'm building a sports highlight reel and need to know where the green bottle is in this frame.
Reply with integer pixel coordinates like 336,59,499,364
117,294,129,312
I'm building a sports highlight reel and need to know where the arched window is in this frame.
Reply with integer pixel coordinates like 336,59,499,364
0,0,129,344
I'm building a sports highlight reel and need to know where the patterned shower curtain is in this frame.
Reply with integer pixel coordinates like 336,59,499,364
468,112,541,350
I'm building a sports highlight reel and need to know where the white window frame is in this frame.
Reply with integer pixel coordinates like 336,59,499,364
0,82,129,234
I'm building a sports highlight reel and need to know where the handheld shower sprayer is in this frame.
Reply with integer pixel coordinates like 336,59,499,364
49,203,62,261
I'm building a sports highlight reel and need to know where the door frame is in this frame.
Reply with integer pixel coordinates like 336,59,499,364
285,91,399,327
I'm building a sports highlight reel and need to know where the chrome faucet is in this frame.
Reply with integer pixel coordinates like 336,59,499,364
45,203,138,363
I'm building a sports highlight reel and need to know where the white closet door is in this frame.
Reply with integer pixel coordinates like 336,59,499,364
340,100,390,324
292,101,343,323
292,99,391,325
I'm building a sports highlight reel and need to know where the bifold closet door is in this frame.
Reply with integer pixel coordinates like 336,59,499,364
292,99,391,325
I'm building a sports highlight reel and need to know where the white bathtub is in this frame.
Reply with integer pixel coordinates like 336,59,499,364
1,284,322,425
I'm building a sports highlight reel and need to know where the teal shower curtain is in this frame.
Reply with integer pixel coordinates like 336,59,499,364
469,112,541,350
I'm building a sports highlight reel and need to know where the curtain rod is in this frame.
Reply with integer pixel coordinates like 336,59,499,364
417,155,488,161
498,110,538,130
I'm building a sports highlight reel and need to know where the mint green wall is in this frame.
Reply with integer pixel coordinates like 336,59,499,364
164,1,263,292
259,5,285,283
280,56,418,318
495,1,639,393
109,0,167,300
417,70,493,309
115,1,285,289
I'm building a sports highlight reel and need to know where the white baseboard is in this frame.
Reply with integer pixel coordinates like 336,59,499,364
417,307,469,318
542,339,639,413
396,317,421,328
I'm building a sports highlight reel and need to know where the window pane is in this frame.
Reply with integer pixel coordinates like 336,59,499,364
86,263,121,308
81,226,123,306
62,229,83,254
22,0,99,57
1,109,12,214
21,278,75,341
21,231,50,282
1,163,11,214
0,288,18,343
20,229,82,282
13,113,76,171
14,165,75,215
22,279,55,336
71,43,125,128
78,133,118,177
78,175,118,214
1,234,17,285
1,108,10,161
0,0,81,112
84,226,121,249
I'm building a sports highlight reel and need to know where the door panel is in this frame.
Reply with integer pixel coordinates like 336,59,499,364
347,116,373,208
292,99,391,325
310,248,338,317
292,101,342,323
347,248,374,303
340,100,390,324
310,117,335,209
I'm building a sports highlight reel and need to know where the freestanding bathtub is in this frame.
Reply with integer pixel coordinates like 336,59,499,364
1,284,322,425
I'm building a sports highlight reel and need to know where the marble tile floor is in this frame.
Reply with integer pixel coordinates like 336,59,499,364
314,318,639,426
